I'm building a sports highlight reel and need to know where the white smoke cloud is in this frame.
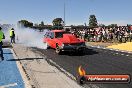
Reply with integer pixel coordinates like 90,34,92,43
3,24,49,49
16,27,49,49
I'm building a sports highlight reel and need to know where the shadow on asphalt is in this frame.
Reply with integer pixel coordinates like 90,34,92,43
84,48,99,55
61,48,99,56
3,42,12,48
31,47,99,56
2,46,12,48
7,58,43,61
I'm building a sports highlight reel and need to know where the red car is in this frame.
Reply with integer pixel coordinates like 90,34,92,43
43,30,86,54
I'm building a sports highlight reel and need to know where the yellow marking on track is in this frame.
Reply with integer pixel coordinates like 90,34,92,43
107,42,132,52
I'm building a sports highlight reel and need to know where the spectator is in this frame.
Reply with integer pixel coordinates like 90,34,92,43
130,30,132,42
124,31,129,42
119,30,124,43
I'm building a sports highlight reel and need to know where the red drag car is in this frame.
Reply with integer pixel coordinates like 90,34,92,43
43,30,86,54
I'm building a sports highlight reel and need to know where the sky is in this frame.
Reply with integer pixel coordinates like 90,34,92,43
0,0,132,26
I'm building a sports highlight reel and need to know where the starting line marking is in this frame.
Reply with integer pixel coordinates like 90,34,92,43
121,54,124,55
103,48,106,49
115,50,119,51
0,83,17,88
121,51,125,53
126,55,129,56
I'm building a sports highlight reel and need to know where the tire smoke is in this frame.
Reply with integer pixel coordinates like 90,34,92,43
3,24,49,49
16,27,49,49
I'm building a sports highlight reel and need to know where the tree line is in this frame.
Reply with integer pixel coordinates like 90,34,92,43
18,15,130,31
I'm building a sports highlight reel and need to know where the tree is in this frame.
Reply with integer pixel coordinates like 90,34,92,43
39,21,44,27
52,18,64,29
89,15,98,28
98,24,105,28
18,20,33,27
52,18,64,26
34,23,39,27
127,24,131,27
108,24,117,28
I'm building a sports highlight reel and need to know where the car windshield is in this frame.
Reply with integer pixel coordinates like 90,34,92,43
55,32,71,38
55,32,64,38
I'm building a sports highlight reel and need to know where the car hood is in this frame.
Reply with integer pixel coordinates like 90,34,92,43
57,34,84,43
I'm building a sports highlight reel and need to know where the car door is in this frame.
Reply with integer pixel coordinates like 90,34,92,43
49,32,57,48
45,32,56,48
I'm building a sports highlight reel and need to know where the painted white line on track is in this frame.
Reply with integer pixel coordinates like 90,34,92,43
121,54,124,55
128,52,132,54
115,50,119,51
0,83,17,88
11,49,32,88
97,46,100,48
121,51,125,53
90,84,100,88
126,55,129,56
48,59,77,81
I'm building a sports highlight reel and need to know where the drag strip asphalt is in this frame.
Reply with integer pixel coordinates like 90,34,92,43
32,46,132,88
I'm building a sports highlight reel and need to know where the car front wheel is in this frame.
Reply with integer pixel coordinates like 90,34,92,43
55,45,62,54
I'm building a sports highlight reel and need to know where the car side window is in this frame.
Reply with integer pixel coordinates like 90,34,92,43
44,33,47,37
50,32,54,39
44,32,48,38
44,32,54,39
